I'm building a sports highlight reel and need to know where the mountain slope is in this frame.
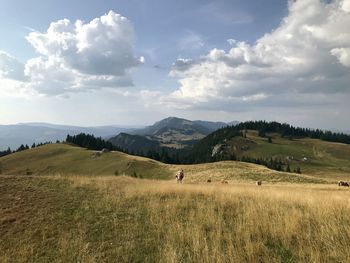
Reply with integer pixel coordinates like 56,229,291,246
131,117,211,136
109,133,160,153
0,143,324,183
189,126,350,180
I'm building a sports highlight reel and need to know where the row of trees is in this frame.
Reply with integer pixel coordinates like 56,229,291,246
66,133,119,151
236,120,350,144
240,156,301,174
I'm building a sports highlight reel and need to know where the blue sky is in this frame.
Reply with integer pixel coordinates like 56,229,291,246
0,0,350,129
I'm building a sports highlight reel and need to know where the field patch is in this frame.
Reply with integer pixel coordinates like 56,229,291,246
1,175,350,262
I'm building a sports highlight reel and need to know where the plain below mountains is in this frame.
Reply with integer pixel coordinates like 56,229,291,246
109,117,239,151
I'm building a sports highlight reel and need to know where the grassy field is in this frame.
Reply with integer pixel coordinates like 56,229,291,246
227,131,350,180
0,143,328,184
0,144,172,179
1,175,350,262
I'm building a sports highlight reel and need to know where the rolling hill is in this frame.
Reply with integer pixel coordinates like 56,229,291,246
0,143,325,184
190,128,350,180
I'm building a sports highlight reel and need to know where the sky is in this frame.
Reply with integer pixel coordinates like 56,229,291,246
0,0,349,130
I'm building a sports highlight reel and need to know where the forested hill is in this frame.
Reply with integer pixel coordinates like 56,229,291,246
190,121,350,158
232,121,350,144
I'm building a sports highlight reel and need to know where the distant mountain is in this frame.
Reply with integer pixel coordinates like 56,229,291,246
0,123,133,150
110,117,239,151
127,117,228,148
130,117,212,136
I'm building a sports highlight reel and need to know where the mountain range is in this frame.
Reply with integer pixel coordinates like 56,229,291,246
0,117,239,151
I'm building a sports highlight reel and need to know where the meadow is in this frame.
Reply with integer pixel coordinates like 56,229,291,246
1,174,350,262
0,143,330,184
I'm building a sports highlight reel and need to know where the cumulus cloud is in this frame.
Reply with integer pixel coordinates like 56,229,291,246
168,0,350,108
0,11,143,96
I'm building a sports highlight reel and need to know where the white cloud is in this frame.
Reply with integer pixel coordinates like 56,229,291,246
1,11,143,96
168,0,350,109
0,52,26,81
331,47,350,66
342,0,350,12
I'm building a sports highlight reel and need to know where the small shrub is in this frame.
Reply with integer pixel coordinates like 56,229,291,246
25,168,33,175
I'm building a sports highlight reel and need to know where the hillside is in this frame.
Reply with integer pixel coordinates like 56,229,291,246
108,133,160,153
0,143,170,179
193,128,350,180
0,143,325,184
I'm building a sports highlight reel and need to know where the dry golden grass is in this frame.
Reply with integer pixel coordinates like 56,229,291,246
1,143,329,184
1,175,350,262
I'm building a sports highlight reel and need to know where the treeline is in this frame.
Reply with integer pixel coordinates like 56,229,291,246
235,121,350,144
124,148,302,173
66,133,119,151
240,156,301,174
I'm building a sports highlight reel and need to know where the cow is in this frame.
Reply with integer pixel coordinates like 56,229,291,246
175,169,184,184
207,178,212,183
338,181,349,187
256,181,262,186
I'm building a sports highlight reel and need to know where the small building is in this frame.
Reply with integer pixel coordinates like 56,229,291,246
101,148,110,153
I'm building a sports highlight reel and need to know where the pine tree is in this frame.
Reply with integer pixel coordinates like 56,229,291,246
286,164,291,173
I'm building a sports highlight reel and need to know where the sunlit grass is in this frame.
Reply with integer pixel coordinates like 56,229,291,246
1,175,350,262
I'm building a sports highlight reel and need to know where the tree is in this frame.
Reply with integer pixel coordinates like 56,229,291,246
17,144,26,152
286,164,291,173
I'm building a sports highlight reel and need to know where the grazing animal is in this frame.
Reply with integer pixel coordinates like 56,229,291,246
221,180,228,184
207,179,212,183
175,169,184,184
256,181,262,186
338,181,349,187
